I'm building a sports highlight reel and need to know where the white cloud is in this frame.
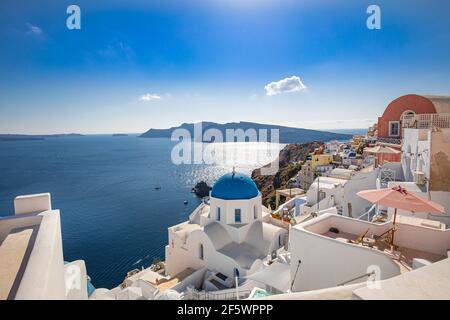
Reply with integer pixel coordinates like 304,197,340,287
26,23,43,35
140,93,162,101
264,75,306,96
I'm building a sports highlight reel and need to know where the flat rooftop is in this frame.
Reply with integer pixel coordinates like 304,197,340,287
276,188,305,198
145,268,195,292
0,215,42,300
309,176,348,189
171,223,202,242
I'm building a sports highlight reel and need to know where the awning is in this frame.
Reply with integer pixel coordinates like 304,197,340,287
364,145,401,154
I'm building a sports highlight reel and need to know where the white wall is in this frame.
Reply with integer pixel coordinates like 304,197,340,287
401,128,431,183
429,191,450,224
64,260,88,300
171,268,207,292
14,193,52,215
289,214,401,292
166,226,245,279
394,222,450,256
15,210,67,300
341,169,379,217
210,196,261,224
399,128,450,222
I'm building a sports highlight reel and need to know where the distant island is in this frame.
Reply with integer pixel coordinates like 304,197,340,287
112,134,128,137
0,133,84,141
140,121,353,144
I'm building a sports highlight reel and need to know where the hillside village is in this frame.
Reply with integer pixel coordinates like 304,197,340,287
2,93,450,300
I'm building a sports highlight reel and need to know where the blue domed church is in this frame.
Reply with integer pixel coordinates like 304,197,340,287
211,172,259,200
164,171,288,292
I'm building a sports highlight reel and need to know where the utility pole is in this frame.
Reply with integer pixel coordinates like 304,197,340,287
316,175,320,213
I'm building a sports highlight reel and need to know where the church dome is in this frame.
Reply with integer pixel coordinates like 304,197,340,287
211,172,259,200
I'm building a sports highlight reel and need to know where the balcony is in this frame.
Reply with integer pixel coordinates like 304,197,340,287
402,113,450,130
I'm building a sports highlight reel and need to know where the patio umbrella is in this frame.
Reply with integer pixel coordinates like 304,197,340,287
356,186,445,246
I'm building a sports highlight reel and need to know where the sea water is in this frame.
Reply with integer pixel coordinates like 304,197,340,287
0,135,281,288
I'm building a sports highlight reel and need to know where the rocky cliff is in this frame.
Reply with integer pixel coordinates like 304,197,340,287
252,141,324,207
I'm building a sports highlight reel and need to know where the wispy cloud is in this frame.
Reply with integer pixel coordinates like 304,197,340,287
97,40,135,62
264,75,306,96
26,23,43,36
140,93,162,101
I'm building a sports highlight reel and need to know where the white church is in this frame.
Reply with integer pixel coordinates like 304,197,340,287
164,171,288,289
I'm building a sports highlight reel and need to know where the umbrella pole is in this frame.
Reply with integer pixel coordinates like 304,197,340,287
391,208,397,248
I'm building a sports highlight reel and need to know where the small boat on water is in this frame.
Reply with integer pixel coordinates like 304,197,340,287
183,200,188,205
154,186,161,190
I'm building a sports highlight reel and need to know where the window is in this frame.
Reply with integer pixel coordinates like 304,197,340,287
253,205,258,219
234,209,241,223
216,207,221,221
199,244,204,260
389,121,400,137
319,191,326,201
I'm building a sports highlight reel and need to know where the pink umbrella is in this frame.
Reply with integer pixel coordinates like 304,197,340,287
357,186,445,246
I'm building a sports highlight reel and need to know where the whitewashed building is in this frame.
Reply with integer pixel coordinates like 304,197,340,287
165,172,288,280
388,126,450,223
301,166,380,217
0,193,92,300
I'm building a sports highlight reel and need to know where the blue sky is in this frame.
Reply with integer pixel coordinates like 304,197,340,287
0,0,449,134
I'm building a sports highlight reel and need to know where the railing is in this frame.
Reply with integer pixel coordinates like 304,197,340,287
379,169,396,188
356,204,377,222
377,137,401,145
273,197,296,216
402,113,450,129
337,271,375,286
188,203,206,224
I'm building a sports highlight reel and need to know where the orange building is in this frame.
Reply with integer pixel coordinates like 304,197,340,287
377,94,450,143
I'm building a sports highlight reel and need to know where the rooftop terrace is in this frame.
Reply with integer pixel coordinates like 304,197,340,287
0,193,86,300
304,213,449,269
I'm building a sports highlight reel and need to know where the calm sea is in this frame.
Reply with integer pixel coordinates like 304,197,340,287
0,135,281,289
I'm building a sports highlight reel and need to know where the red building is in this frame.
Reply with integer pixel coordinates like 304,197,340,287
377,94,450,143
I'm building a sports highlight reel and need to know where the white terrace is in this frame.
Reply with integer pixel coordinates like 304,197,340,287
289,213,450,292
0,193,89,300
